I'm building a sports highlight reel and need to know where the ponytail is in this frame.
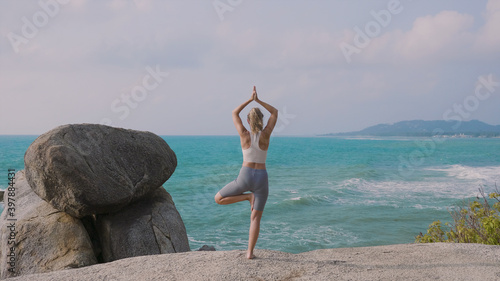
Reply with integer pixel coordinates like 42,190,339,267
247,108,264,134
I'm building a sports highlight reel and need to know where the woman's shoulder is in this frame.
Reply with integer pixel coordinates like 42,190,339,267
258,130,271,145
241,130,251,141
260,128,273,139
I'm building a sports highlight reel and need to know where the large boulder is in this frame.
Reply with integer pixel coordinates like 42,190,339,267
0,171,97,279
24,124,177,218
95,187,190,262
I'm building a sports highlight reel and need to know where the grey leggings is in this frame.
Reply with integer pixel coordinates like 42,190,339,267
219,166,269,211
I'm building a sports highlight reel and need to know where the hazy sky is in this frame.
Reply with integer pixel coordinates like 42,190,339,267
1,0,499,136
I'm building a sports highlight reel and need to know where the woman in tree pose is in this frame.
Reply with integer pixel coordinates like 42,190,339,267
215,86,278,259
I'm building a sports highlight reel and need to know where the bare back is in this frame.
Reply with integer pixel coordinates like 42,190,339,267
232,87,278,169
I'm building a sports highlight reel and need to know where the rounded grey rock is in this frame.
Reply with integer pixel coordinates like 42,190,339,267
24,124,177,218
0,171,97,279
95,187,190,262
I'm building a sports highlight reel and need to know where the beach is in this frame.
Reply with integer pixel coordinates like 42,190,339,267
6,243,500,281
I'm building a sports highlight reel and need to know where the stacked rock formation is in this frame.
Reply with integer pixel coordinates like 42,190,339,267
0,124,190,279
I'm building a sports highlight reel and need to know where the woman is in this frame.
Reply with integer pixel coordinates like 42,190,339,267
214,86,278,259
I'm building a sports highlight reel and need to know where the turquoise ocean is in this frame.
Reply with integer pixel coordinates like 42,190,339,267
1,135,499,254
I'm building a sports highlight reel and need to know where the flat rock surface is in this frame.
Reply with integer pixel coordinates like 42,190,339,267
8,243,500,281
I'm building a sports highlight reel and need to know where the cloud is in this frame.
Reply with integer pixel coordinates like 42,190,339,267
0,1,498,135
394,11,474,62
474,0,500,55
347,1,499,64
209,24,347,76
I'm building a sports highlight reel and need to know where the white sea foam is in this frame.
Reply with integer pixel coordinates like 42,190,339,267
337,174,491,202
426,165,500,183
412,204,446,210
341,136,415,141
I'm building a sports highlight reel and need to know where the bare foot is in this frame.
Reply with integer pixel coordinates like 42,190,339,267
246,253,256,259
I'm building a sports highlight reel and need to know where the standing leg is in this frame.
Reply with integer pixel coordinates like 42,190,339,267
247,209,263,259
247,169,268,259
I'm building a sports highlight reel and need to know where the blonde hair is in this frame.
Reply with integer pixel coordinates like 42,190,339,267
247,107,264,134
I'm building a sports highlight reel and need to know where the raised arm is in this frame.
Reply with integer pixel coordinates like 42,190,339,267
232,96,253,136
253,86,278,137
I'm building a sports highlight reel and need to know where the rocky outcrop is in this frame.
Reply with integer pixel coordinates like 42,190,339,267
197,245,216,251
5,244,500,281
95,187,190,262
24,124,177,218
0,171,97,279
0,124,190,278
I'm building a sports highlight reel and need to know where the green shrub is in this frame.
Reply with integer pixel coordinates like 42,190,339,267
415,186,500,245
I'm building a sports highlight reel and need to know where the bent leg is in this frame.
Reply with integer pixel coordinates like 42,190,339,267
214,192,252,206
247,209,263,259
215,167,253,207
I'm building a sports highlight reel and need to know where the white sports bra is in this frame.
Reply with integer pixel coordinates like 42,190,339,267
242,131,267,164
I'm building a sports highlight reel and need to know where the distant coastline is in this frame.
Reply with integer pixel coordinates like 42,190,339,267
321,120,500,138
